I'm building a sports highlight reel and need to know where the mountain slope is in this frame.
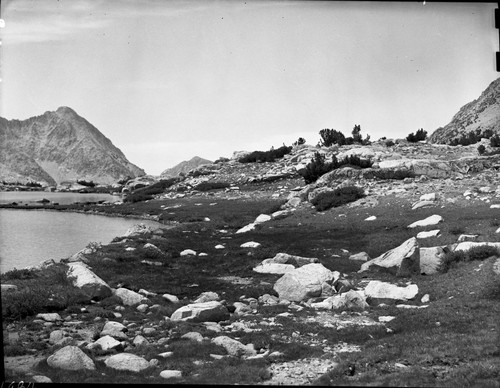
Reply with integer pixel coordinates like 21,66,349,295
0,107,145,185
429,78,500,144
160,156,212,178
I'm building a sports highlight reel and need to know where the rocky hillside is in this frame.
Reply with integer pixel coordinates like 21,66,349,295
429,77,500,144
0,107,145,185
160,156,212,179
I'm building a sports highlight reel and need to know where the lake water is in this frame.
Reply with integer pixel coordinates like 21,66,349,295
0,191,122,205
0,208,161,273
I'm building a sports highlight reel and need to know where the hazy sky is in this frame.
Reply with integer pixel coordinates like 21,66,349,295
1,0,498,175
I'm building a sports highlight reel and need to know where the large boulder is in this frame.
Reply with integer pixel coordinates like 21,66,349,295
104,353,151,373
123,223,156,237
253,263,295,275
364,280,418,302
420,246,446,275
113,287,148,306
212,336,257,358
87,335,123,353
170,301,230,323
359,237,420,277
47,346,96,371
312,290,368,310
66,262,112,300
453,241,500,252
273,263,340,302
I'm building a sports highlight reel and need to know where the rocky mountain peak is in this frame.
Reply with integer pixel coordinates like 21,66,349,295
429,77,500,144
0,108,145,185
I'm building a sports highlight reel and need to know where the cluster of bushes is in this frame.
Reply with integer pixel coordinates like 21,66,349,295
77,180,96,187
124,178,179,203
293,137,306,146
192,181,231,191
449,128,496,146
238,145,293,163
319,125,371,147
406,128,427,142
438,245,500,273
300,152,374,184
310,186,365,211
1,181,42,187
371,168,415,180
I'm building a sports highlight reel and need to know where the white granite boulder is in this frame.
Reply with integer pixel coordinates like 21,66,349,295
212,336,257,358
47,346,96,371
419,246,446,275
170,301,230,323
273,263,340,302
66,262,112,300
87,335,123,353
113,287,148,306
364,280,418,301
104,353,151,373
407,215,443,228
359,237,420,277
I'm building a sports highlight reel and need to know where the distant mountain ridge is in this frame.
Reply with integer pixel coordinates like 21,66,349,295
429,78,500,144
160,156,213,178
0,107,145,185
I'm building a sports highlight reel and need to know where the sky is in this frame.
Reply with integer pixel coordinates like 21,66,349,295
0,0,498,176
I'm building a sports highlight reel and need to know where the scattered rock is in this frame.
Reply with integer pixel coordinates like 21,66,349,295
360,237,420,277
411,200,435,210
364,280,419,301
162,293,180,303
253,262,295,275
420,246,446,275
160,370,183,379
212,336,257,358
133,335,149,346
240,241,261,248
47,346,96,371
104,353,151,373
114,287,148,306
273,263,340,302
419,193,436,201
236,223,256,234
407,215,444,228
457,234,479,242
36,313,62,322
194,291,219,303
180,249,197,256
124,223,155,237
349,252,370,262
181,332,204,342
171,301,230,323
31,376,53,383
87,335,122,352
66,262,112,300
365,215,377,221
254,214,272,224
416,229,441,239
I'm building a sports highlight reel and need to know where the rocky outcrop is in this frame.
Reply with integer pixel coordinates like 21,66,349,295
0,106,145,185
429,77,500,144
364,281,419,302
359,237,420,277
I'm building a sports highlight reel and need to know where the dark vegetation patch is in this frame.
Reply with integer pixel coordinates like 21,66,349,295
124,178,180,203
238,145,293,163
310,186,365,211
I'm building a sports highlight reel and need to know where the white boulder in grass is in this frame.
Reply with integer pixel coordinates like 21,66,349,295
47,346,96,371
419,193,436,201
490,204,500,209
411,201,435,210
212,336,257,358
180,249,197,256
273,263,340,302
160,370,183,379
416,230,441,239
215,244,225,249
364,280,418,301
236,223,256,234
104,353,151,373
170,301,230,323
113,287,148,306
407,215,443,228
66,262,112,300
240,241,261,248
453,241,500,252
87,335,122,352
349,252,370,262
253,263,295,275
365,216,377,221
359,237,420,277
419,246,446,275
254,214,272,224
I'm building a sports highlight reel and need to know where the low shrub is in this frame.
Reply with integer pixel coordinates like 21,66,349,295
438,245,500,273
238,145,292,163
406,128,427,142
300,153,374,184
372,168,415,180
385,140,395,147
478,144,486,155
1,268,37,281
192,181,231,191
310,186,365,211
124,178,179,203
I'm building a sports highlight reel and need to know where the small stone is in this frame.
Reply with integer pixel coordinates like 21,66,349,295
136,304,149,313
36,313,62,322
162,293,180,303
160,370,183,379
31,376,53,383
421,294,430,303
365,216,376,221
215,244,225,249
180,249,197,256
